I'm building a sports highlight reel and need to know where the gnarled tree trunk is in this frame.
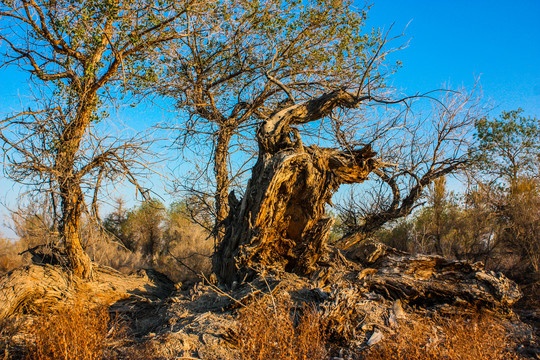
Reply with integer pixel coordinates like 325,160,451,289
55,96,96,279
59,182,93,279
213,90,381,284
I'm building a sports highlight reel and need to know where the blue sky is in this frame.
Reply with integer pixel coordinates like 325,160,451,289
365,0,540,116
1,0,539,237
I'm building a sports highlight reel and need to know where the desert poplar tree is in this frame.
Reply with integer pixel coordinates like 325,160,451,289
158,0,393,242
151,0,484,282
0,0,196,278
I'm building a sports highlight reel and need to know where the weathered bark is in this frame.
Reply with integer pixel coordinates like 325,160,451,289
213,90,379,283
214,129,233,243
0,264,174,320
59,182,93,279
2,1,189,281
345,240,522,307
55,96,96,279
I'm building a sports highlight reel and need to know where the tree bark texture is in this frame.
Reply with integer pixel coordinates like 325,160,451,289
55,96,96,279
0,264,174,320
345,239,522,307
214,129,233,243
213,90,380,283
59,182,93,279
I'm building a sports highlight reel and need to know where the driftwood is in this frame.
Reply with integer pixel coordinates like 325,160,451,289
0,263,174,319
345,240,522,308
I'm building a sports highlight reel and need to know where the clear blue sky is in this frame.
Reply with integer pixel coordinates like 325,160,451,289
1,0,539,237
365,0,540,116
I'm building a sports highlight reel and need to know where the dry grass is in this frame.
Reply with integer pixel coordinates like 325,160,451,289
0,237,26,274
232,292,525,360
366,313,522,360
235,294,326,360
88,211,213,283
156,216,213,283
25,298,123,360
85,234,148,275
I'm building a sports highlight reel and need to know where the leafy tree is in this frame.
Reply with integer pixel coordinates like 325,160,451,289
102,198,129,248
104,198,166,259
0,0,192,278
429,177,448,254
453,188,500,265
103,198,212,280
499,179,540,274
159,0,393,240
473,109,540,185
471,110,540,275
148,0,484,282
370,110,540,278
124,199,166,259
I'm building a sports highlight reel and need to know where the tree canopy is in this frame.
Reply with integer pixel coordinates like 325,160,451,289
473,109,540,185
0,0,194,277
158,0,395,239
0,0,488,282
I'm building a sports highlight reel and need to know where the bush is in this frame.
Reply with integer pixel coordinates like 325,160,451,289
235,294,326,360
83,223,149,274
0,236,25,274
103,198,213,283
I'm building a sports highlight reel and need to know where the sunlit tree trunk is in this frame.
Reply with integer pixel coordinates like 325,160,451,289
55,97,96,279
213,90,380,284
214,129,233,244
59,182,92,278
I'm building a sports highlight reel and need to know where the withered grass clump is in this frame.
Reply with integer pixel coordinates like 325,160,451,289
236,295,326,360
0,237,25,275
367,313,521,360
26,299,121,360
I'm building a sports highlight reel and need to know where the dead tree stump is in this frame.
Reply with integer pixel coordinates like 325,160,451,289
213,90,382,283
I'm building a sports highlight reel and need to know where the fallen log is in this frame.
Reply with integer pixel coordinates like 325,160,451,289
0,263,174,319
345,240,522,308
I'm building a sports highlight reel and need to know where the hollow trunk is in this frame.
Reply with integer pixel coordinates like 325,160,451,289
213,90,380,284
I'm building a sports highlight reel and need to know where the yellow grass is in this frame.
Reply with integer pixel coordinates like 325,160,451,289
26,298,122,360
366,313,521,360
235,294,326,360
